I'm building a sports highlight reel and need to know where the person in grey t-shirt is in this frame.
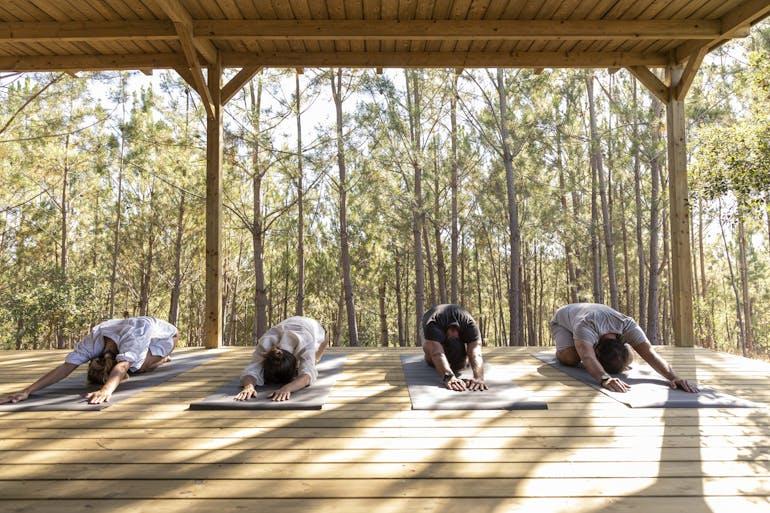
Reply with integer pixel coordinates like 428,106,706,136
550,303,697,394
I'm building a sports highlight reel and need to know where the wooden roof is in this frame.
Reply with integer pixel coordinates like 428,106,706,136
0,346,768,512
0,0,769,72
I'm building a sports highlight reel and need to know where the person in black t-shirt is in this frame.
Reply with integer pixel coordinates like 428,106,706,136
421,304,487,392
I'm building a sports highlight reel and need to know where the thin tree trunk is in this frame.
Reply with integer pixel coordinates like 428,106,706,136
646,113,662,343
718,201,746,355
169,189,185,324
395,254,405,347
433,150,448,304
138,183,156,317
496,68,523,345
249,78,269,342
331,69,359,346
405,70,426,345
475,244,484,340
556,130,578,303
108,84,127,319
450,73,460,303
633,81,647,327
379,280,388,347
737,216,753,353
423,224,436,306
295,71,305,316
586,73,619,309
590,150,603,303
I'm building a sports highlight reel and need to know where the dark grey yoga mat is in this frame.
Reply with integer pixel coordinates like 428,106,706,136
533,352,757,408
0,350,220,412
188,353,347,410
400,354,547,410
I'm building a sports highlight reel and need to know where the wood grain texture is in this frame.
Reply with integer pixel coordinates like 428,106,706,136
0,346,767,512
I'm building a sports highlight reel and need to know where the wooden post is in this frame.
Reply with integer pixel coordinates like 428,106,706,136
665,64,695,347
204,53,223,349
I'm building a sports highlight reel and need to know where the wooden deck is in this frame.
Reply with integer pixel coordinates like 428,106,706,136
0,346,768,513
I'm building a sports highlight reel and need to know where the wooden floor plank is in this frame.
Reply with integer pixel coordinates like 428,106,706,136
0,346,768,513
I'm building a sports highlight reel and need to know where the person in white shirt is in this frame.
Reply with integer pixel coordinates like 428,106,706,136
236,316,329,402
0,316,178,405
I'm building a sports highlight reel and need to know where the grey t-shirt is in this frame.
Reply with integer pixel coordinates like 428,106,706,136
550,303,648,349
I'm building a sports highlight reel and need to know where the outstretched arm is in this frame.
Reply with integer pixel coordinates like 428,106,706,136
423,339,467,391
269,373,311,402
85,361,130,404
634,342,699,392
0,362,79,404
466,340,488,391
574,340,630,393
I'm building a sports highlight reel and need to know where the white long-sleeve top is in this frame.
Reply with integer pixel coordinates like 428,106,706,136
241,316,325,386
65,316,178,372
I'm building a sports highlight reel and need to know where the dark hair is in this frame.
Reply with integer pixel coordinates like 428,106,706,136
595,337,632,374
444,337,468,374
264,347,298,384
87,353,117,385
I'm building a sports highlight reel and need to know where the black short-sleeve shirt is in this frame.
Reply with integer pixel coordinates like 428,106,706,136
421,304,481,345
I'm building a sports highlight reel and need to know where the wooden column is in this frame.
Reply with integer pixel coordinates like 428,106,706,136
665,64,695,347
204,54,223,349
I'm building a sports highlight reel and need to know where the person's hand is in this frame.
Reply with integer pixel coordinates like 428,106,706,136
0,390,30,404
463,378,488,391
602,377,630,393
670,377,699,393
235,384,257,401
445,376,467,392
85,388,112,404
269,386,292,402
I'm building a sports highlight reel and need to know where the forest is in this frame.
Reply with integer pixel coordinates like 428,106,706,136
1,22,768,358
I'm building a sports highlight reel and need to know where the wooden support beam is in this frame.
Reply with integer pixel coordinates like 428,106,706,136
295,67,304,75
533,68,544,75
627,65,669,103
154,0,217,64
0,53,186,71
193,19,724,40
375,67,383,75
674,46,707,101
223,51,668,68
172,20,215,119
140,68,153,76
0,21,176,42
174,67,196,91
221,66,261,105
205,53,223,350
673,0,770,63
665,64,696,347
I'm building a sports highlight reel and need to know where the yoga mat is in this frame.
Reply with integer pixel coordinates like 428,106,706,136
400,354,548,410
0,350,220,412
533,352,757,408
188,353,347,410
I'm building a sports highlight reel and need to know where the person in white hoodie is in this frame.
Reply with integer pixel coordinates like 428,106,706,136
236,316,329,402
0,316,178,405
